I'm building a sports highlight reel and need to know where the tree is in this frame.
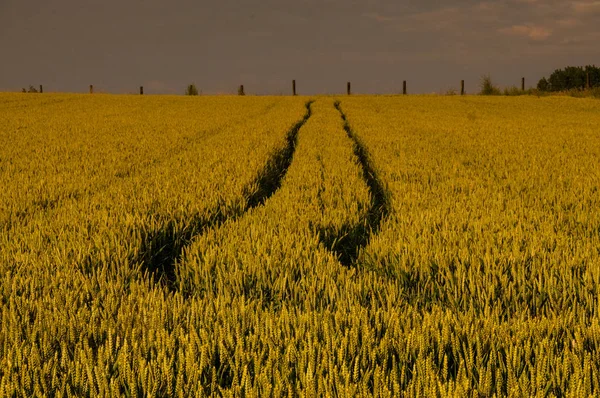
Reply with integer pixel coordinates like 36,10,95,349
185,84,199,96
537,77,549,92
537,65,600,92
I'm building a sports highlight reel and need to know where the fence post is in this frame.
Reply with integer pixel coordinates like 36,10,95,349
521,77,525,91
40,85,43,94
238,85,245,96
461,80,465,95
347,82,351,95
140,86,144,95
403,81,407,95
90,85,94,94
293,80,296,96
587,71,590,90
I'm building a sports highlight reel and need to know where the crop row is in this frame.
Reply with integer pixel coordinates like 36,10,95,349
0,94,309,396
341,95,600,396
2,94,600,396
0,94,285,231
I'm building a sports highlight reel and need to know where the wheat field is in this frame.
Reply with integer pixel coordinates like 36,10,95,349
1,93,599,397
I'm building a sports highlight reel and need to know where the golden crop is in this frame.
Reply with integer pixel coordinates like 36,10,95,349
1,92,599,397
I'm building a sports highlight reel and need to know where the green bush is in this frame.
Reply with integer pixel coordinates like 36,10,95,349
503,86,523,96
479,75,501,95
21,85,39,93
185,84,199,96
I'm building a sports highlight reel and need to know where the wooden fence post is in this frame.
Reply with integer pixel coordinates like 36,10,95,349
521,77,525,91
140,86,144,95
293,80,296,96
90,85,94,94
460,80,465,95
239,85,245,96
347,82,351,95
587,71,590,90
403,81,407,95
39,85,43,94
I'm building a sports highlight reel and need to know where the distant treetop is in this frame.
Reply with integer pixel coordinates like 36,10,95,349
537,65,599,92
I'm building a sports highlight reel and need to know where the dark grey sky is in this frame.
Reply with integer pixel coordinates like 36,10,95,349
1,0,599,94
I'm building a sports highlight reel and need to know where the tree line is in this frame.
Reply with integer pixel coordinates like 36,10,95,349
537,65,599,92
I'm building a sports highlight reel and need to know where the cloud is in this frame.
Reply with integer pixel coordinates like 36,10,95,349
571,1,600,13
498,24,553,40
476,1,503,11
362,12,397,22
556,18,581,27
410,6,462,24
354,1,594,61
383,6,467,33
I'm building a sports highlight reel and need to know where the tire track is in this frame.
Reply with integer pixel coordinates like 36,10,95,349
143,101,313,289
321,101,390,267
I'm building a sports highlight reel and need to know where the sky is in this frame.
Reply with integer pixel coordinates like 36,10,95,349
1,0,599,95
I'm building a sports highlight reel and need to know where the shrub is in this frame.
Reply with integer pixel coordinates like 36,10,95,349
22,85,39,93
185,84,199,96
562,87,600,99
479,75,501,95
503,86,522,96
